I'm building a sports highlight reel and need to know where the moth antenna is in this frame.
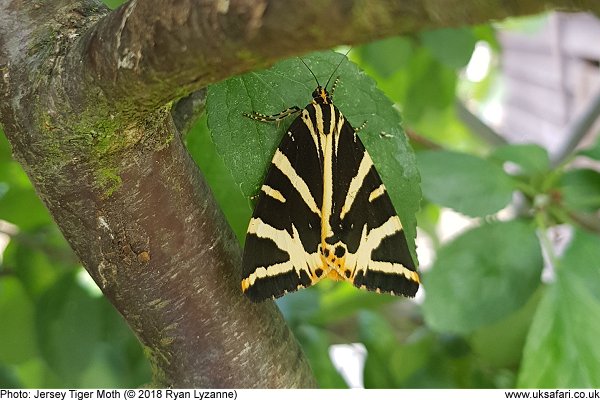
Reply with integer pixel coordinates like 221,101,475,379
299,58,321,87
324,47,352,91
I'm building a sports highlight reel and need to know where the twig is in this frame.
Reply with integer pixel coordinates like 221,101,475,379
405,128,443,150
552,85,600,166
456,100,508,147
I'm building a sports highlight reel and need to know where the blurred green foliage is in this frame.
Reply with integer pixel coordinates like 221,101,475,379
1,5,600,389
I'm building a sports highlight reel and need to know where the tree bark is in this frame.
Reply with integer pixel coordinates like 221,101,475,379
0,0,598,388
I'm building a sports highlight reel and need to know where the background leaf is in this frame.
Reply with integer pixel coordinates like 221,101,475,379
518,229,600,388
206,50,421,260
419,28,478,69
356,37,413,79
294,325,348,388
577,135,600,161
0,277,38,365
422,220,543,333
490,144,550,177
417,150,515,216
559,169,600,213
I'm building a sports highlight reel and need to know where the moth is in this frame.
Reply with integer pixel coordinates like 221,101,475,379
241,57,420,302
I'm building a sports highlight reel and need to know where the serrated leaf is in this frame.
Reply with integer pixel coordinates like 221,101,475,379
559,169,600,213
518,229,600,388
417,150,515,217
206,51,421,260
422,220,542,333
490,144,550,176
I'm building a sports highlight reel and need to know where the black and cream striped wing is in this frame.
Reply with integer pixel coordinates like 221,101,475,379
241,114,325,301
326,113,420,297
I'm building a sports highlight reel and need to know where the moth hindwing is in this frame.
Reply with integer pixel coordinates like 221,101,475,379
241,70,420,302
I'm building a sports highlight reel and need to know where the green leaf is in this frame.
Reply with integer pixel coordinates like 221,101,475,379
388,330,436,386
518,229,600,387
294,325,348,388
0,277,38,364
185,115,251,242
0,364,22,388
3,237,68,298
420,28,478,69
310,282,398,325
358,311,436,388
276,287,321,326
422,220,542,333
0,132,52,229
358,310,398,388
417,150,515,217
490,144,550,176
559,169,600,213
277,281,399,328
472,24,500,51
356,37,413,78
207,51,421,259
9,358,54,388
578,136,600,161
402,49,457,123
471,287,542,368
36,272,104,387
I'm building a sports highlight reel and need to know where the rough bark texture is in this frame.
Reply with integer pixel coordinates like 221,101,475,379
0,0,598,388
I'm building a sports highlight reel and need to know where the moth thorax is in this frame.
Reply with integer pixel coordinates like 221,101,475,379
312,86,331,104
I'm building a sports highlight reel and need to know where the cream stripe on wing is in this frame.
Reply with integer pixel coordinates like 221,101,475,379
367,261,420,281
334,111,345,156
321,116,335,240
245,219,322,285
272,149,321,218
261,184,286,203
301,109,322,157
343,216,403,274
315,104,324,136
340,152,374,220
368,184,386,202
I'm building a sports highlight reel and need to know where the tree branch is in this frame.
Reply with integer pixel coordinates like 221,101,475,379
1,0,313,388
171,89,207,134
77,0,600,115
1,0,600,389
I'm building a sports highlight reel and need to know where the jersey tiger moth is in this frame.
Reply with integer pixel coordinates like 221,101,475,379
239,54,421,302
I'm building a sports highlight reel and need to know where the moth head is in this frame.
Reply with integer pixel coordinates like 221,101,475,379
312,86,331,104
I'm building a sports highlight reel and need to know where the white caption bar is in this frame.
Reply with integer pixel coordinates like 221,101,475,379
1,389,599,400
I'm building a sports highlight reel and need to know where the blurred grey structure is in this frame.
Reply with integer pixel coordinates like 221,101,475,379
497,12,600,161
